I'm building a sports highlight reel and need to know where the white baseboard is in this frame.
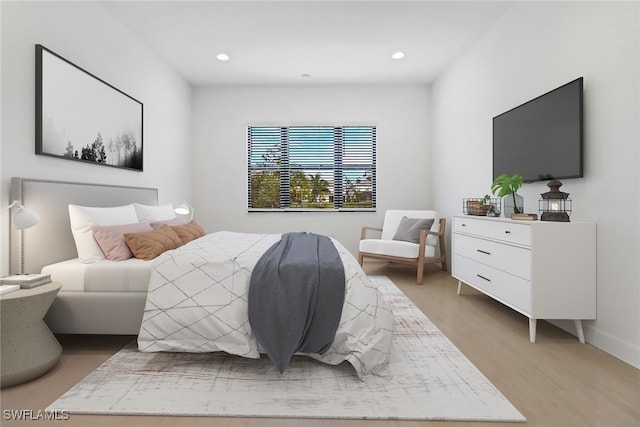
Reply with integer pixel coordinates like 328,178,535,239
550,320,640,369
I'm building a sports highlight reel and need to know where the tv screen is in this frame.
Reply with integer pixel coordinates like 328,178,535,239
492,77,583,183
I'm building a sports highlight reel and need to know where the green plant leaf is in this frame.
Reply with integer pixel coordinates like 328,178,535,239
491,174,523,197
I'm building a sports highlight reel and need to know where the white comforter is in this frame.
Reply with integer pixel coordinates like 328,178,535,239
137,231,394,379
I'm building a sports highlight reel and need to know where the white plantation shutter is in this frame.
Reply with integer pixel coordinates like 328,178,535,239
342,126,376,209
248,126,376,211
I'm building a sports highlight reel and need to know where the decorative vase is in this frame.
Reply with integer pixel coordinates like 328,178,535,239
502,194,523,218
486,203,500,217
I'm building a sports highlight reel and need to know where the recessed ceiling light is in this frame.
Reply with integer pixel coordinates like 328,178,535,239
216,53,230,61
391,51,405,60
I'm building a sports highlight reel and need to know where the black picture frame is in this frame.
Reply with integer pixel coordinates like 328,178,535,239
36,44,143,171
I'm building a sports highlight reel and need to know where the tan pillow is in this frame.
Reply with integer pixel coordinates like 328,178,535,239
171,220,206,244
124,225,184,260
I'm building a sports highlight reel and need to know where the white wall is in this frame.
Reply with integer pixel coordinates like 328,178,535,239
0,1,193,274
432,1,639,367
191,85,432,254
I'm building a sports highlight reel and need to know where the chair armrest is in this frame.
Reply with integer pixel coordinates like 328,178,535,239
420,218,446,244
360,226,383,240
417,229,427,259
425,218,446,237
419,229,429,246
418,228,436,256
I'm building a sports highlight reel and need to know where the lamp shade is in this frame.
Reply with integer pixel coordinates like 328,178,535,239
174,202,193,220
12,204,40,229
174,203,191,215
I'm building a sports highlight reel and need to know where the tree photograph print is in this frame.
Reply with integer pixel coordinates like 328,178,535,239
36,45,143,171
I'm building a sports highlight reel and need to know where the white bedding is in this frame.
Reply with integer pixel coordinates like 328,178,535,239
42,258,152,292
138,231,395,379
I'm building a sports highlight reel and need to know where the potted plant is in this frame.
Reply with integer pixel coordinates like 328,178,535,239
465,194,492,216
491,174,524,216
478,194,491,206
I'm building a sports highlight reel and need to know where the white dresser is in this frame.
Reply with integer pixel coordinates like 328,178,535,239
452,215,596,343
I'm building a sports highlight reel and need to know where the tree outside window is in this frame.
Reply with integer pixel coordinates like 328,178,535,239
248,126,376,211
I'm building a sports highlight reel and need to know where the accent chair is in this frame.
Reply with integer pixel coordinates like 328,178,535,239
358,210,447,284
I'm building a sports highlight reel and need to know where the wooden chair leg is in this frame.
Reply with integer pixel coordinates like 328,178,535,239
417,260,424,285
358,253,364,266
438,227,448,271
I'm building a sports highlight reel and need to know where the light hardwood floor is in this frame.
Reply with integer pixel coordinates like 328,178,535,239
1,264,638,427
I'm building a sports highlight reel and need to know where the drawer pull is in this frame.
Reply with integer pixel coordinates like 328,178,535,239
505,230,511,234
477,274,491,282
477,249,491,255
461,223,467,227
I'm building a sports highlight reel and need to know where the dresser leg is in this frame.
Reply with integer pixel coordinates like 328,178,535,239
574,319,586,343
456,281,463,295
529,318,537,343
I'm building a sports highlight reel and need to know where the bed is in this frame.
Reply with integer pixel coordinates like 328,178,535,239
10,178,394,378
137,230,393,378
10,178,157,334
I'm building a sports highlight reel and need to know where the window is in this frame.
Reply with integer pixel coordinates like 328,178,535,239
248,126,376,211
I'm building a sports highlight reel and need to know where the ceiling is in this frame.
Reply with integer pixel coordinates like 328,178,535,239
102,0,512,86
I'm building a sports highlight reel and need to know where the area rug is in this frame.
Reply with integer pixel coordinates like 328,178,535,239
48,276,525,422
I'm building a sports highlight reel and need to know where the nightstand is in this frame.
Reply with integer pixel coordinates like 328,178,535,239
1,282,62,388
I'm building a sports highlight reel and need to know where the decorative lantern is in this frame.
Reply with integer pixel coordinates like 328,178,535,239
539,180,572,222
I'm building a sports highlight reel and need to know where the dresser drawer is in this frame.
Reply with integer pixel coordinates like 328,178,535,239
453,255,532,314
454,217,531,246
454,233,531,280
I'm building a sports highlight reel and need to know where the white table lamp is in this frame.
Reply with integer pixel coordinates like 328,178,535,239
4,201,40,230
174,202,194,221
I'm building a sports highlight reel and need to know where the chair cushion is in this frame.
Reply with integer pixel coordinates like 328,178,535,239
381,210,440,246
359,239,436,259
393,217,435,244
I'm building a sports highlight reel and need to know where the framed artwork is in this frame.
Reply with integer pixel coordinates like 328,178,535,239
36,44,143,171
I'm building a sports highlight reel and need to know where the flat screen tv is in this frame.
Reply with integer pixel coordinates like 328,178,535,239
492,77,583,183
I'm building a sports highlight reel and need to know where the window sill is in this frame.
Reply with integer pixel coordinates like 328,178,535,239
248,208,376,213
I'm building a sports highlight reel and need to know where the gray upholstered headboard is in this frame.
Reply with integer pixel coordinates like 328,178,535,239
10,177,157,274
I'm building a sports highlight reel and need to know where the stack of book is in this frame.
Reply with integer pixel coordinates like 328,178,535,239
511,213,539,221
0,284,20,295
0,273,52,289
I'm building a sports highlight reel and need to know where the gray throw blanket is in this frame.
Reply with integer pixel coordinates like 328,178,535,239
248,232,345,373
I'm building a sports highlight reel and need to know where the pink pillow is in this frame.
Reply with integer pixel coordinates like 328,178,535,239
92,222,153,261
150,218,187,229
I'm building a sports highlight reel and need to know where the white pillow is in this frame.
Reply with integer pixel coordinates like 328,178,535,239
133,203,176,223
68,204,139,260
